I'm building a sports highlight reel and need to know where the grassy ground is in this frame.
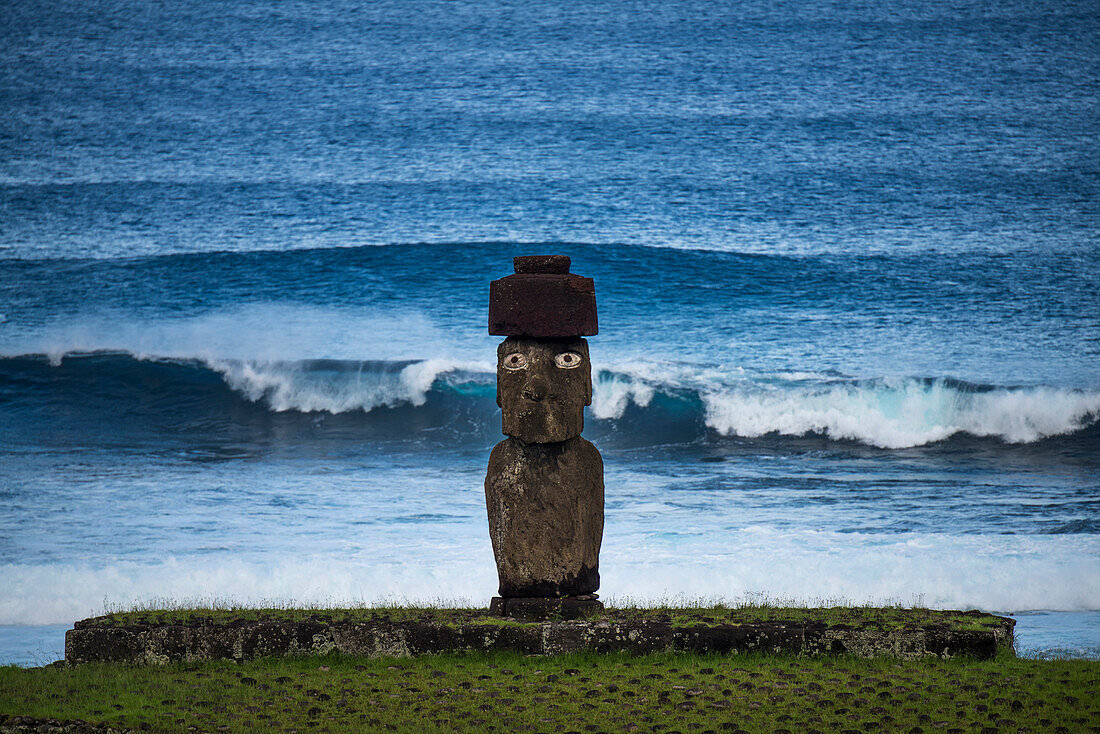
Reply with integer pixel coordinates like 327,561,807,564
82,604,1004,632
2,651,1097,733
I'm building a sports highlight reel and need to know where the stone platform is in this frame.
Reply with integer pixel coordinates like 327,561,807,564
64,609,1015,664
489,596,604,620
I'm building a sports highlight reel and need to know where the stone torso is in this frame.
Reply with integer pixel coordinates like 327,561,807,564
485,435,604,597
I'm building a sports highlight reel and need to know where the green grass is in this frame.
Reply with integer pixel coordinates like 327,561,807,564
2,651,1097,733
82,603,1005,632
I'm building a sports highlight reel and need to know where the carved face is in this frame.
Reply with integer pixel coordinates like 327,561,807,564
497,337,591,443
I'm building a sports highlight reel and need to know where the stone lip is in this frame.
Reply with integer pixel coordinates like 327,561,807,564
64,610,1015,664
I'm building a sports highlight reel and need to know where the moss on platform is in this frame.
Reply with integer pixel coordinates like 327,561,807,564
81,603,1002,632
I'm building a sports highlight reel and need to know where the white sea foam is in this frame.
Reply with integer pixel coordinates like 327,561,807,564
2,531,1096,625
0,303,491,366
591,370,655,420
0,557,497,626
208,357,491,413
703,378,1100,448
602,529,1100,614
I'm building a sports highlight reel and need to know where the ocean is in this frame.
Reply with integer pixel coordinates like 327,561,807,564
1,0,1098,666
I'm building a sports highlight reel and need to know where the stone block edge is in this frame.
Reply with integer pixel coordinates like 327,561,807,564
64,615,1015,665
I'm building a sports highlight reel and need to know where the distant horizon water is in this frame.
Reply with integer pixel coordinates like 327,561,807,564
1,0,1097,665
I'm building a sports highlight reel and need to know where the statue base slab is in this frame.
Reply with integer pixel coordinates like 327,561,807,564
489,596,604,621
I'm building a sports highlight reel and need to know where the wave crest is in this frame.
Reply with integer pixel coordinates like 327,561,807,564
210,357,488,414
703,378,1100,448
591,371,656,420
2,351,1097,449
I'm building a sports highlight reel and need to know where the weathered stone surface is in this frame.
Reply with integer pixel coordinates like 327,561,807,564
489,596,604,621
922,626,1000,659
496,337,591,443
513,254,571,274
0,715,128,734
817,628,930,658
542,620,676,655
63,613,1017,664
673,623,809,655
489,257,597,337
485,435,603,597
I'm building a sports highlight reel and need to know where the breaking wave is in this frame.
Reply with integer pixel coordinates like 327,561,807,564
208,357,491,414
702,377,1100,449
1,350,1097,450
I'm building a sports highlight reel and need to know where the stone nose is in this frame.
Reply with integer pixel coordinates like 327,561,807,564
522,376,548,401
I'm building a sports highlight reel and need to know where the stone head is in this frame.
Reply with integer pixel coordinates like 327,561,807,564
497,337,591,443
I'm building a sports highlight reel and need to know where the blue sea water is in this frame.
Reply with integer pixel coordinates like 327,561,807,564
1,0,1098,665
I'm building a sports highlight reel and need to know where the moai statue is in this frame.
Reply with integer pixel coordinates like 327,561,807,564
485,255,605,620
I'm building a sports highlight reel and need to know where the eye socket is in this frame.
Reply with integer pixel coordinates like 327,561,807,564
554,351,583,369
502,352,528,371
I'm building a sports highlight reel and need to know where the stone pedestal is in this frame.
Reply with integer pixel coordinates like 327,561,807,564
489,596,604,621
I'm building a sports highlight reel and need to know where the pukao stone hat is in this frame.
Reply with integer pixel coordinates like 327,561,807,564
488,255,598,337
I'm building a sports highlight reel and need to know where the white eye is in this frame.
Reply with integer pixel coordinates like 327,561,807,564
554,351,583,369
502,352,528,371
